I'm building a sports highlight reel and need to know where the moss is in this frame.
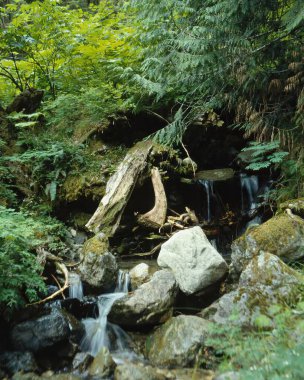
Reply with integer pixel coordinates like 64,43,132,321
246,214,304,255
278,198,304,218
82,233,109,255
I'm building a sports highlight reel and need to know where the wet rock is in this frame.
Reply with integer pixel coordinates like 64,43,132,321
158,227,228,295
202,252,302,326
79,233,118,291
231,213,304,275
60,297,97,319
129,262,150,289
146,315,211,367
109,270,178,327
0,351,37,376
72,352,93,373
195,168,234,181
88,347,116,378
12,374,81,380
10,308,84,352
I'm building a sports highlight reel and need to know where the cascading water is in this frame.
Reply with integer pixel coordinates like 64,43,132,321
199,179,214,222
240,174,259,212
81,270,134,361
69,273,83,300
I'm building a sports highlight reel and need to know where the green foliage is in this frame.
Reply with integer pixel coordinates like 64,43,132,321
206,300,304,379
0,206,67,310
241,141,289,171
6,140,85,202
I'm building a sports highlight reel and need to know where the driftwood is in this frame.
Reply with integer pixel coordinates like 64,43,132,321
86,141,153,235
159,207,199,233
137,167,167,229
28,262,69,306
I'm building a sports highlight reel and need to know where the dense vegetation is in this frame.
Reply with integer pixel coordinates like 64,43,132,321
0,0,303,376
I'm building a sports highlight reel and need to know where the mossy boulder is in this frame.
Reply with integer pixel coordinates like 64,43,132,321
88,347,116,378
202,252,303,326
231,213,304,275
79,233,118,291
146,315,211,367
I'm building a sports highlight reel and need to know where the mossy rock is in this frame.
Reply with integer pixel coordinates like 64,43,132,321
203,252,303,326
82,233,109,256
278,198,304,218
195,168,234,181
231,213,304,275
62,172,106,203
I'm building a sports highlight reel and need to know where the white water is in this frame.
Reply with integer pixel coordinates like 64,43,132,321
69,273,83,300
199,179,214,222
240,174,259,211
81,270,133,359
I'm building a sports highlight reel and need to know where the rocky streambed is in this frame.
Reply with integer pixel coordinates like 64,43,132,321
1,207,304,380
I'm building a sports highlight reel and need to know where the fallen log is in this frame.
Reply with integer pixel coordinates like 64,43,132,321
86,141,153,235
137,167,167,229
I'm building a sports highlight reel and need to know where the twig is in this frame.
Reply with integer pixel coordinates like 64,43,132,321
51,274,66,300
181,141,196,177
28,263,69,306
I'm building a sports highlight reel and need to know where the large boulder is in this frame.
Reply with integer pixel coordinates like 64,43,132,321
10,308,84,352
109,270,178,327
79,233,118,290
157,227,228,294
231,213,304,275
146,315,211,367
202,252,302,326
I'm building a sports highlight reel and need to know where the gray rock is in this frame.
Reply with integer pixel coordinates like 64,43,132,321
146,315,211,367
88,347,116,378
195,168,234,181
0,351,37,375
79,236,118,290
129,262,150,289
231,213,304,275
157,227,228,294
114,363,166,380
10,308,84,352
109,270,178,327
12,374,81,380
114,363,214,380
202,252,303,326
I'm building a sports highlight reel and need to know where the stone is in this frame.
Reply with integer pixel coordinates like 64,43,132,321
231,213,304,275
109,270,178,327
157,227,228,295
114,363,214,380
79,233,118,290
88,347,116,378
202,252,302,326
72,352,93,373
129,262,150,289
146,315,211,367
12,374,81,380
10,308,84,352
0,351,37,376
195,168,234,181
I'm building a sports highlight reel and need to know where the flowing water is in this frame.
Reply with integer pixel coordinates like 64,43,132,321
240,174,259,212
80,270,135,361
199,179,214,222
69,273,83,300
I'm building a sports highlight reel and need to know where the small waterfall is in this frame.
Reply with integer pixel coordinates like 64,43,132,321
115,269,130,293
240,174,259,211
81,270,131,358
69,273,83,300
199,179,214,222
